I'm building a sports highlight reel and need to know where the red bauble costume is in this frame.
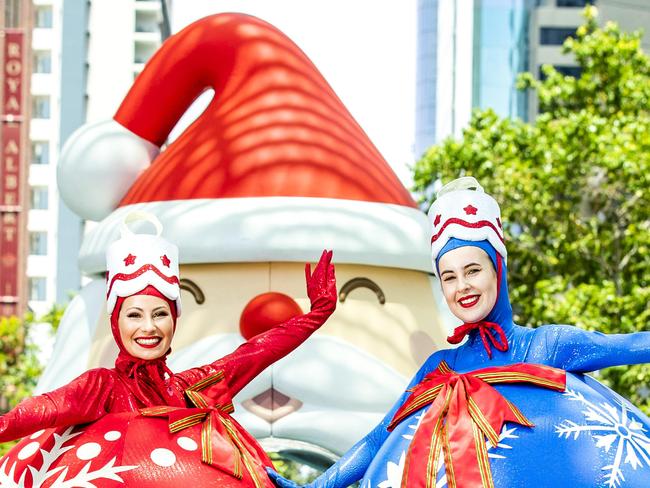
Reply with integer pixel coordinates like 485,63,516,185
0,251,336,487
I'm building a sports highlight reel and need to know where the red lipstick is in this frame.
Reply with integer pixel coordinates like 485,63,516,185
458,295,480,308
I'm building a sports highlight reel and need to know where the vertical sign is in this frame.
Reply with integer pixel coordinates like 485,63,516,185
0,30,25,317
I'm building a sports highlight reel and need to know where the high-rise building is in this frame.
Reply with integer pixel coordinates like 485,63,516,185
25,0,62,318
17,0,163,317
529,0,650,116
415,0,535,158
416,0,650,155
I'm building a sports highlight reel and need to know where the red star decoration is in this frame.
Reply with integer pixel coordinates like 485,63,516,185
433,214,441,227
161,255,171,267
123,254,136,266
463,205,478,215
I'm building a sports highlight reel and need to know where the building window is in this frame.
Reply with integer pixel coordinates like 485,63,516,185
134,41,157,64
29,277,47,301
29,231,48,255
135,10,159,33
34,50,52,73
556,0,594,7
34,5,53,28
32,95,51,119
540,27,576,46
539,65,582,80
4,0,21,27
30,186,48,210
31,141,50,165
555,65,582,78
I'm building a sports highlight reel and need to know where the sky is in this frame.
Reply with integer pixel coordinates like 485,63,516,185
170,0,418,187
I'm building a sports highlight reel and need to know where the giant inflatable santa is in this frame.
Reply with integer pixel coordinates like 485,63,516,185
0,12,455,486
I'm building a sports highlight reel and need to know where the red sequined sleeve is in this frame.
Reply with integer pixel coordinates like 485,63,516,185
173,306,333,399
0,369,114,443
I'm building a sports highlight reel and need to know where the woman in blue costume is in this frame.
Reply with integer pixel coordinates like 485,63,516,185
268,177,650,488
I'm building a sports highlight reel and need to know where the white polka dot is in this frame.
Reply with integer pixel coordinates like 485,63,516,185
76,442,101,460
177,437,198,451
104,431,122,441
151,448,176,467
30,429,46,439
17,441,40,460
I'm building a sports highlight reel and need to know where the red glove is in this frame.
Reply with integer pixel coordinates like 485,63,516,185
305,249,337,317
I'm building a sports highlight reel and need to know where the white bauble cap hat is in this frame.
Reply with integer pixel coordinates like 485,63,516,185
105,211,181,316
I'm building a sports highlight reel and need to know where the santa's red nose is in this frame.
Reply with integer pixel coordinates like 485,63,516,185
239,292,303,340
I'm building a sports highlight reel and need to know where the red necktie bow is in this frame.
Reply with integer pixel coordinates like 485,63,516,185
141,371,271,488
388,361,566,488
447,321,509,358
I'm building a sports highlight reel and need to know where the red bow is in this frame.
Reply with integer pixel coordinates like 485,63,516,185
141,371,271,488
388,361,566,488
447,321,509,358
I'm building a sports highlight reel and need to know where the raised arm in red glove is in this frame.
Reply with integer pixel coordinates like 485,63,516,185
174,249,337,397
0,245,336,444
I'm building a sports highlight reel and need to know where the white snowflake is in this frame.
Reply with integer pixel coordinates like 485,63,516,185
402,413,425,441
378,451,405,488
377,413,519,488
555,389,650,487
0,427,137,487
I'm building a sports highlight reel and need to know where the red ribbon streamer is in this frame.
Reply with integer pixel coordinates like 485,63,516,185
140,372,272,488
447,321,509,359
389,361,566,488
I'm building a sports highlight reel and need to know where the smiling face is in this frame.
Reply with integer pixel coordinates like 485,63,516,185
118,294,174,360
438,246,498,324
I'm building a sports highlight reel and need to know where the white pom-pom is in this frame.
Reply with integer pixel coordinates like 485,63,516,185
57,120,160,221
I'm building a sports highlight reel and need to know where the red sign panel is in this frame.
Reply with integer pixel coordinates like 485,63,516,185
3,31,24,117
1,30,25,317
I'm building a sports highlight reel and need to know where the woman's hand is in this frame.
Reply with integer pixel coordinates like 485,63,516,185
305,250,337,316
266,468,304,488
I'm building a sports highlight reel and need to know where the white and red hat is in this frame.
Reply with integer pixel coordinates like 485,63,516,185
105,212,181,316
428,177,507,265
58,13,432,275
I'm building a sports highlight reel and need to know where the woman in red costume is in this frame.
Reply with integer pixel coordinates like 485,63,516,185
0,212,336,487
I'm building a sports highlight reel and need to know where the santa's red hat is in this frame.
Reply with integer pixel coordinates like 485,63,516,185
58,13,431,274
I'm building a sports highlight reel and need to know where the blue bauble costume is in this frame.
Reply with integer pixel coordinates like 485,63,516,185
269,179,650,488
357,239,650,488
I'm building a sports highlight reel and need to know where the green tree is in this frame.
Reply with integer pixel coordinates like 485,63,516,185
413,7,650,412
0,304,65,455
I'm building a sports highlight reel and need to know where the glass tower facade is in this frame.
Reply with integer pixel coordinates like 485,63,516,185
415,0,535,157
472,0,533,120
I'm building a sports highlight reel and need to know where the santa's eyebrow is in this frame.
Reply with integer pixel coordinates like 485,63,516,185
339,277,386,305
180,278,205,305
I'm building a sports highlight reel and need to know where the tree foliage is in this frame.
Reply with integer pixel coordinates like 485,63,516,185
413,8,650,411
0,305,64,455
268,453,325,484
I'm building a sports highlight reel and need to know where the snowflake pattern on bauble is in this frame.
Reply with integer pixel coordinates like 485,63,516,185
0,426,136,487
555,389,650,487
